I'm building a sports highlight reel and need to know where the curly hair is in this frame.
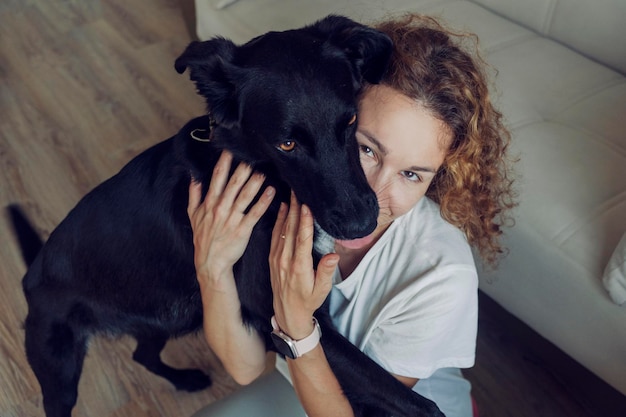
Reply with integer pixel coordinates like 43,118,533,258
370,14,517,267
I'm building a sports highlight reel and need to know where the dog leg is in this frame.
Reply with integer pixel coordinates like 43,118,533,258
132,334,212,391
24,312,87,417
320,329,445,417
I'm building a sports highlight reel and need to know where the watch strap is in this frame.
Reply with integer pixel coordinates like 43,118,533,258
271,315,321,358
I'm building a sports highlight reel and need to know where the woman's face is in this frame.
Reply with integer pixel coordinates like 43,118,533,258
336,84,451,250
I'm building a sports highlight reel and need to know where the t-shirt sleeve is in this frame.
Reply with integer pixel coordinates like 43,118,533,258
361,265,478,379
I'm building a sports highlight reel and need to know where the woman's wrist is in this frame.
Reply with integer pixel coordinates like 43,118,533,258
273,311,317,341
197,263,237,292
284,318,316,341
271,315,321,360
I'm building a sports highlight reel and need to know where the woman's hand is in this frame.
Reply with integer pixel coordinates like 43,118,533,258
270,194,354,417
188,151,276,286
269,192,340,339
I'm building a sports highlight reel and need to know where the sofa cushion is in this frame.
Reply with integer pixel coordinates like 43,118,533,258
472,0,626,74
195,0,454,44
604,233,626,306
486,38,623,127
509,122,626,274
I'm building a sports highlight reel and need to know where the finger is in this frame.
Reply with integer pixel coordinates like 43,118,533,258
233,171,266,213
205,151,233,206
270,202,289,292
281,192,301,258
187,179,202,218
314,253,340,299
270,202,289,258
218,161,254,210
294,204,315,262
241,185,276,229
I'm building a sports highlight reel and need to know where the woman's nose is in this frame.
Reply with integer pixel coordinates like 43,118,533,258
367,171,392,202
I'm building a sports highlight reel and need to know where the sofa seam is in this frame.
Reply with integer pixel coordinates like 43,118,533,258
542,0,560,35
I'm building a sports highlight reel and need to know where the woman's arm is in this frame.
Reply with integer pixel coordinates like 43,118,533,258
188,151,275,385
269,195,420,416
288,354,419,416
196,267,267,385
287,344,354,417
269,195,353,416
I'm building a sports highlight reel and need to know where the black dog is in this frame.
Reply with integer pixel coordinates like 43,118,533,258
9,15,443,417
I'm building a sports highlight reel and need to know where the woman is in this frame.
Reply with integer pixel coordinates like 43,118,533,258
188,13,516,417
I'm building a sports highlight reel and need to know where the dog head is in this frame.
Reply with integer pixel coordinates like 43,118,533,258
175,15,391,240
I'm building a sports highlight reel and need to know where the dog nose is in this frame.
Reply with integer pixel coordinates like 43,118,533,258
325,193,378,240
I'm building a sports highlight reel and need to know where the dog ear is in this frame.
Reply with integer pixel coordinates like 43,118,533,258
313,15,392,85
175,38,243,126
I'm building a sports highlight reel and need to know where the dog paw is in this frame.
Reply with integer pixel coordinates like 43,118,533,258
171,368,213,392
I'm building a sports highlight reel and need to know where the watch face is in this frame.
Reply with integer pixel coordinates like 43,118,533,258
271,332,297,359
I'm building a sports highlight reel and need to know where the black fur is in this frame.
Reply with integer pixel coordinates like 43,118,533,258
8,15,443,417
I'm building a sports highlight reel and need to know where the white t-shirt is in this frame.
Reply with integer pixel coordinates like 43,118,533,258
277,196,478,387
330,196,478,378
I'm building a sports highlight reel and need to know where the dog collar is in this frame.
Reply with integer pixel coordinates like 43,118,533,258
190,128,211,142
190,113,217,142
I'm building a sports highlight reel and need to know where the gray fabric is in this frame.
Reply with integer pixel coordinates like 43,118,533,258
415,368,473,417
191,370,306,417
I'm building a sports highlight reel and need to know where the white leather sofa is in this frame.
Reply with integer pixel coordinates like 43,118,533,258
192,0,626,396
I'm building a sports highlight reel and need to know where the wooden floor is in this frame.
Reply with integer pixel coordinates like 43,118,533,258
1,1,624,416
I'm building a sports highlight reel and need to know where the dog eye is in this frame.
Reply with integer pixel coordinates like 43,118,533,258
278,140,296,152
348,114,357,125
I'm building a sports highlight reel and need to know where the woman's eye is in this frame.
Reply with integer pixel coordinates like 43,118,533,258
359,145,374,157
278,140,296,152
402,171,422,183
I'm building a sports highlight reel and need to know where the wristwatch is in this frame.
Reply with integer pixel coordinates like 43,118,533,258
270,316,321,359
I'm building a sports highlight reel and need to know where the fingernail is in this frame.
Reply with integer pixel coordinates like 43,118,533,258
325,257,339,266
265,187,275,197
301,205,309,215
